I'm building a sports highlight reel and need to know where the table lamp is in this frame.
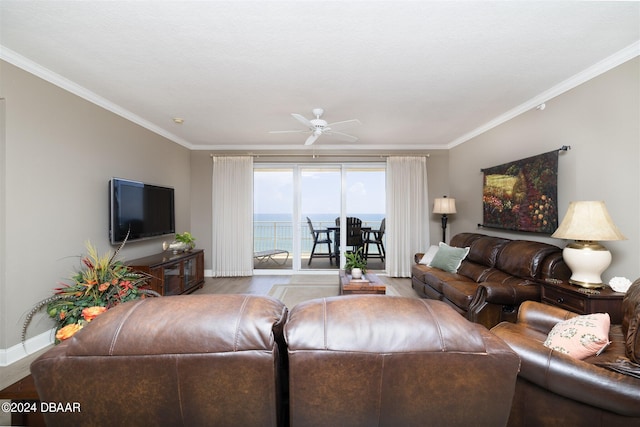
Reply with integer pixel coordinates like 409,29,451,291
551,201,626,288
433,196,457,243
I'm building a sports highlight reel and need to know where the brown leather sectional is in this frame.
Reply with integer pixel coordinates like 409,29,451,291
30,293,521,427
31,294,289,426
412,232,571,329
491,279,640,426
285,295,520,426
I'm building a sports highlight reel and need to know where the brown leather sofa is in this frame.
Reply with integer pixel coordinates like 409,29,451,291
31,294,521,427
285,295,521,426
31,294,289,427
491,279,640,427
412,233,570,329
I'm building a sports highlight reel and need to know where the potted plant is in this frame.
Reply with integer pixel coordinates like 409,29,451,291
344,247,367,279
175,232,196,251
22,236,158,344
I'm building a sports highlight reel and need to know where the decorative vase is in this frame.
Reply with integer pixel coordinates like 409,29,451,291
351,268,363,279
166,241,188,254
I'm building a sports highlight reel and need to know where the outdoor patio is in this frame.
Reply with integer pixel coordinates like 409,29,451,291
254,253,386,271
254,218,386,272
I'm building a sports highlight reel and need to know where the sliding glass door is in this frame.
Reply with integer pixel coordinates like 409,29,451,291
345,168,386,270
253,168,293,269
253,163,385,272
300,167,341,270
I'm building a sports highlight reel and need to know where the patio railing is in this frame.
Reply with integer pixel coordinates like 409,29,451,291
254,220,383,255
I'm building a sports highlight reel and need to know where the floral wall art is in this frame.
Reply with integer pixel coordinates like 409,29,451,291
481,150,559,234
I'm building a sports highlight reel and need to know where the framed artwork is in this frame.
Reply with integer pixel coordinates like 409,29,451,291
481,150,558,233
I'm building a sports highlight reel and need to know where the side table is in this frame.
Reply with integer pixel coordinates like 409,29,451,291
540,280,625,324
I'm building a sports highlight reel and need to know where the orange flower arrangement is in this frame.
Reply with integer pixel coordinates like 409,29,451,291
81,306,108,322
55,323,83,341
24,237,158,343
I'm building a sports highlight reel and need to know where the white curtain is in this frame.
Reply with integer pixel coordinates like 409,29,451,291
386,156,429,277
211,156,254,276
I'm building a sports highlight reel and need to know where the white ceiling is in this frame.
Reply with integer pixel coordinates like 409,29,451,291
1,1,639,152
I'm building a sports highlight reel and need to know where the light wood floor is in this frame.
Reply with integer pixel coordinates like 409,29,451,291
194,274,420,299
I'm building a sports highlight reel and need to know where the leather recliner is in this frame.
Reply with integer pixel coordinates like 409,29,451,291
411,233,571,329
285,295,521,427
491,279,640,426
31,294,522,426
31,294,288,427
412,233,570,329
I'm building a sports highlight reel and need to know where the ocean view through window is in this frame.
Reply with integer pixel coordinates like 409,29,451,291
254,165,385,270
254,213,385,253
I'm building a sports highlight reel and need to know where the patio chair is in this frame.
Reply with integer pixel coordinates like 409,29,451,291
335,217,364,254
364,218,385,261
306,217,334,265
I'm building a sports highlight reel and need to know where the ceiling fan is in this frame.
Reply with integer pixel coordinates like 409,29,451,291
269,108,361,145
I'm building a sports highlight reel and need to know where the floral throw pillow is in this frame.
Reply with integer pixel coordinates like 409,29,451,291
543,313,611,360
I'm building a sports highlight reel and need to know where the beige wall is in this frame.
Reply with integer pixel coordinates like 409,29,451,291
2,55,637,366
449,57,640,283
425,150,451,243
0,61,192,353
190,151,213,266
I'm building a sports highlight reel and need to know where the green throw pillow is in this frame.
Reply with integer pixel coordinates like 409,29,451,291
429,242,470,273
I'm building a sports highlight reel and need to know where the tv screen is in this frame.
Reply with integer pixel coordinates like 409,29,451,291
109,178,175,244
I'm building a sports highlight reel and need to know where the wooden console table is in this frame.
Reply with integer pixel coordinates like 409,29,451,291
128,249,205,296
541,280,624,324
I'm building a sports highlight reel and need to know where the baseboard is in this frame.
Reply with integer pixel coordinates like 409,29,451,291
0,329,55,367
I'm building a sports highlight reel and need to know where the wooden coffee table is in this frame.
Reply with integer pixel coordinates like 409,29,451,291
339,270,386,295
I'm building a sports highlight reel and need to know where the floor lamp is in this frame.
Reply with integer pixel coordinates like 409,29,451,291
433,196,457,243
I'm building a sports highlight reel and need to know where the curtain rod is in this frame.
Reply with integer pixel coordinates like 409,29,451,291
210,153,430,158
480,146,570,173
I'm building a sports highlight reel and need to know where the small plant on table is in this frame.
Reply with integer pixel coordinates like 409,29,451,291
175,232,196,250
344,247,367,274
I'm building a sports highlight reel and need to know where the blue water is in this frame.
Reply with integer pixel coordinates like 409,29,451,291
254,213,384,222
253,213,384,252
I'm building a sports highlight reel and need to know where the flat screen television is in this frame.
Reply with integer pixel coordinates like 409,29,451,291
109,178,175,244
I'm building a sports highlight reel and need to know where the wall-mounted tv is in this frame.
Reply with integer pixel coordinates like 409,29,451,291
109,178,175,244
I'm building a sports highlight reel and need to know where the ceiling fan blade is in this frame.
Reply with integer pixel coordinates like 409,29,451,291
291,113,314,129
325,131,358,142
326,119,361,132
304,133,320,146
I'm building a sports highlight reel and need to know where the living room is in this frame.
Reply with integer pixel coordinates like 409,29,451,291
1,1,639,423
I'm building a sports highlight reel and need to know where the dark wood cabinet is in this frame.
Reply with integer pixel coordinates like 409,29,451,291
128,249,205,296
541,280,624,324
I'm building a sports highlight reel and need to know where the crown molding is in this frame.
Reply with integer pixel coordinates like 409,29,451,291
447,40,640,149
3,40,638,153
194,143,448,151
0,46,196,150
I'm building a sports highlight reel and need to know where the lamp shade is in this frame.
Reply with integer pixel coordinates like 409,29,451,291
551,201,626,241
552,201,625,288
433,198,457,214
